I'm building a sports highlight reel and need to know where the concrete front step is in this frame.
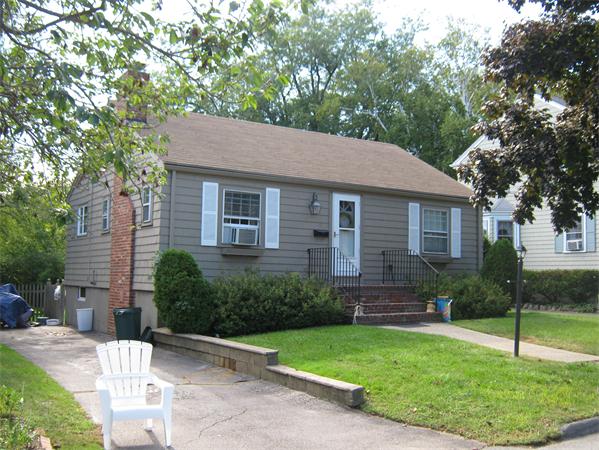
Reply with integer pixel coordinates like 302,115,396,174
354,311,443,325
345,302,427,314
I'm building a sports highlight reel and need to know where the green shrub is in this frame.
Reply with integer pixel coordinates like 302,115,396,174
153,249,214,334
212,271,346,337
483,235,492,259
522,270,599,306
481,239,518,299
438,274,511,320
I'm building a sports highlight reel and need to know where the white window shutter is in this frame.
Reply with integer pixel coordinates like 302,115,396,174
451,207,462,258
265,188,280,249
408,202,420,254
201,182,219,246
514,223,521,249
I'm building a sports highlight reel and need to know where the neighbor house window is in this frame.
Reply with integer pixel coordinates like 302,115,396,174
222,190,261,245
77,287,86,301
564,219,585,252
422,208,448,254
102,198,111,232
76,205,88,236
141,186,152,223
496,220,513,242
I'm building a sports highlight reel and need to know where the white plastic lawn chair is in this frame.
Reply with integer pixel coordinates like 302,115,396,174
96,340,174,449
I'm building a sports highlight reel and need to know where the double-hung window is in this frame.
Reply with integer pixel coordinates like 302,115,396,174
422,208,448,254
141,186,152,223
564,219,584,252
222,190,261,245
496,220,513,242
101,198,111,232
77,205,88,236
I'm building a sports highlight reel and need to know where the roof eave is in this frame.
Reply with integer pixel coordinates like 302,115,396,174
163,162,473,202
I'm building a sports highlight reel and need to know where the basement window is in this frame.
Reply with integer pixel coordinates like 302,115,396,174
77,287,86,302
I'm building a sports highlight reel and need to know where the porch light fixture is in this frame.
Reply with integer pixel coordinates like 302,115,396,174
309,193,321,215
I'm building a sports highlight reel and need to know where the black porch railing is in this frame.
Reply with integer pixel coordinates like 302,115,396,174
381,249,439,299
307,247,361,304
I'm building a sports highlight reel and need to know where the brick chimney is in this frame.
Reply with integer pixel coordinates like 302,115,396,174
112,69,150,123
107,175,136,335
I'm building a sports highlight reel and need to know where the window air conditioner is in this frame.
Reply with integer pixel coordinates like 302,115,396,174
566,240,583,252
231,227,259,246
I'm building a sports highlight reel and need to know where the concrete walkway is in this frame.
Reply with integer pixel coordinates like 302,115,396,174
383,323,599,363
0,326,483,449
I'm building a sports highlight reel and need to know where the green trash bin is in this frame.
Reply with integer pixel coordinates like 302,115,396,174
113,307,142,341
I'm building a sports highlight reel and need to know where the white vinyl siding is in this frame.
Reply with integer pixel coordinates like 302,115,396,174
141,186,153,223
422,208,449,254
76,205,88,236
101,198,111,232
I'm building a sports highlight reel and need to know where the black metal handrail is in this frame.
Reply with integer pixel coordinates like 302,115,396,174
307,247,361,304
381,249,439,299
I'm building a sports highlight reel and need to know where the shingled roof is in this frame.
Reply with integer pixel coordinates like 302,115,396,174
156,113,472,199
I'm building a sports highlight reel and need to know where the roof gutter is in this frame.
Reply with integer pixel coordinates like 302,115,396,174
163,162,473,204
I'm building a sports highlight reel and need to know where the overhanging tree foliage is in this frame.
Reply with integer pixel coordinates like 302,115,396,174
459,0,599,231
0,0,292,198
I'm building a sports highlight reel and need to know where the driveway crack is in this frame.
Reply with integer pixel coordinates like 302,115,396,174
197,408,248,440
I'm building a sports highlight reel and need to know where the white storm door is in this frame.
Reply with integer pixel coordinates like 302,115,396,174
332,193,361,273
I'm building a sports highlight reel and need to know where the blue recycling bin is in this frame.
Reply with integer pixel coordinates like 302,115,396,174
435,297,453,322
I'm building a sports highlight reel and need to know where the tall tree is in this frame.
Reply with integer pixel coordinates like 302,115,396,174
459,0,599,231
198,3,488,174
0,183,67,283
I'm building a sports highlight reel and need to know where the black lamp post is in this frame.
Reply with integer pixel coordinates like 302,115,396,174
514,245,527,357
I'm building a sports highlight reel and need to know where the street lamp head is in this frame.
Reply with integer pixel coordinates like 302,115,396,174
517,245,527,260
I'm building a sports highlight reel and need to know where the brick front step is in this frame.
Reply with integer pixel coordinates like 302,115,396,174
353,311,443,325
345,302,427,314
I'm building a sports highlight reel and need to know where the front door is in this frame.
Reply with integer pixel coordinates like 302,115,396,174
332,193,361,273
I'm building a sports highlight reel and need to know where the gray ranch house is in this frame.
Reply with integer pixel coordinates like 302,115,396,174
65,114,482,334
452,96,597,270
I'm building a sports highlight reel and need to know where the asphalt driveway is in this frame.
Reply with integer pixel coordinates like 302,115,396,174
0,326,483,450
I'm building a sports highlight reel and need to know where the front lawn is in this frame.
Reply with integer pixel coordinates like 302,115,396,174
234,325,599,446
455,311,599,356
0,344,102,449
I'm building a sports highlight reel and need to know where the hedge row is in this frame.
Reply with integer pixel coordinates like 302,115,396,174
153,249,346,337
522,270,599,306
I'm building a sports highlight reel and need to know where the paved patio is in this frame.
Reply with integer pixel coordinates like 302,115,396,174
0,326,483,450
383,323,599,363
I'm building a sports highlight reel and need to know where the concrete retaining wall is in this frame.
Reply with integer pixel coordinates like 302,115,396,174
153,328,364,407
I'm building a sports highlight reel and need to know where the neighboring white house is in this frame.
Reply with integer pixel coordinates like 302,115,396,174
452,95,597,270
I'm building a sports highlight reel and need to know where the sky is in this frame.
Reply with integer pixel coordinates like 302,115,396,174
157,0,543,45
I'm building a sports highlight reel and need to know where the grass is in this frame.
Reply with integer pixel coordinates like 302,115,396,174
234,325,599,446
455,311,599,356
0,344,102,449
